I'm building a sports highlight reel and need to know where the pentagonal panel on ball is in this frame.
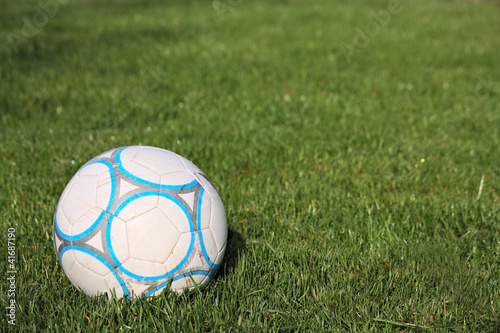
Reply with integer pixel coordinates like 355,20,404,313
179,158,204,177
107,216,130,264
96,169,114,211
121,257,170,279
196,190,212,231
209,195,228,251
170,272,210,292
164,231,194,273
198,228,218,266
61,174,100,225
71,207,104,236
57,161,113,238
157,195,193,234
125,206,180,264
133,146,186,175
117,146,191,187
160,171,197,188
114,194,159,222
61,248,125,298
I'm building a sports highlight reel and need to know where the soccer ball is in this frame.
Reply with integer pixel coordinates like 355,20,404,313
53,146,227,299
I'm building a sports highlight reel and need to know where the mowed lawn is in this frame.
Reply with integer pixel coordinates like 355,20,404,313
0,0,499,331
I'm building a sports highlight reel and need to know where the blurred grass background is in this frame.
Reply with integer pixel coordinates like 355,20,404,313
0,0,499,331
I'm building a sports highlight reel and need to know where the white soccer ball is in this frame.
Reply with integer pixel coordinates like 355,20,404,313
53,146,227,299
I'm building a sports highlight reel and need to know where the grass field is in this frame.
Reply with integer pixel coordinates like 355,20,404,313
1,0,499,331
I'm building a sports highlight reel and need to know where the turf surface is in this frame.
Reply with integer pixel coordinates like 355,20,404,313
0,0,499,331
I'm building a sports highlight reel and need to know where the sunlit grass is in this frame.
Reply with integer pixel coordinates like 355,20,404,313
0,0,499,331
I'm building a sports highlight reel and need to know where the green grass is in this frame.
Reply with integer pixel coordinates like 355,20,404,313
1,0,499,331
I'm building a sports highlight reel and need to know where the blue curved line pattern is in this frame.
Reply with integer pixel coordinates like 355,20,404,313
55,160,115,241
106,191,195,281
145,271,212,297
115,147,199,190
60,245,129,298
197,187,219,269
